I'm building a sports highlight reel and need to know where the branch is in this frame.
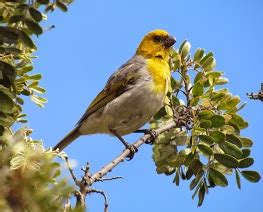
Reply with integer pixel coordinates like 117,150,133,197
89,121,177,184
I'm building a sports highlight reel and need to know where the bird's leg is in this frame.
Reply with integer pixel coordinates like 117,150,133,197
109,129,138,160
133,129,158,144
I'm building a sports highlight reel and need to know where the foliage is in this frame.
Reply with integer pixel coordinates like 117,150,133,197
0,0,74,211
150,41,261,206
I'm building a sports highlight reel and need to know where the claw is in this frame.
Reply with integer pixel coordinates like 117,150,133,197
133,129,158,145
126,144,138,160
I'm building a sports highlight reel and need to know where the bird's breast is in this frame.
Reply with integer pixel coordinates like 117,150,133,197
146,58,171,95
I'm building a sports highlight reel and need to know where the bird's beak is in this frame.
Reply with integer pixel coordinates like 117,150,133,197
164,36,176,47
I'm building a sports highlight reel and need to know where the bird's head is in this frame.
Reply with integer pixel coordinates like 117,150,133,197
136,29,176,61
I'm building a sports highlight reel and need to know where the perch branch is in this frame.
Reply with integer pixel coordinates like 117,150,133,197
89,121,177,185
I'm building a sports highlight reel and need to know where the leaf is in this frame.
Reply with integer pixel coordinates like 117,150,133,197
198,183,205,206
199,134,215,145
0,26,19,44
229,114,248,129
192,82,204,97
200,120,212,129
29,74,42,80
211,115,225,128
226,134,242,148
210,131,225,144
241,171,261,183
0,61,16,85
8,15,24,23
179,40,191,59
193,48,204,63
194,72,203,84
209,168,228,187
235,169,241,189
0,91,15,113
220,141,243,159
225,96,240,110
241,149,251,158
214,153,239,168
29,7,43,22
239,158,254,168
200,52,213,66
56,1,68,12
190,178,199,191
202,56,216,70
37,0,49,4
197,144,213,156
24,19,43,35
215,77,229,85
18,30,36,49
240,137,253,148
198,110,214,120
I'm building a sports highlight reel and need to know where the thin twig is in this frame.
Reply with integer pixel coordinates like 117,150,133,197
90,189,109,212
96,176,124,182
65,157,79,186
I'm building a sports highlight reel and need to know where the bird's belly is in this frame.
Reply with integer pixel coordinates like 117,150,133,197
79,84,164,136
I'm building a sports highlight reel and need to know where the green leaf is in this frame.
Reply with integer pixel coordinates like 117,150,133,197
0,26,19,44
179,40,191,59
8,15,24,23
241,149,251,158
200,52,213,66
214,153,239,168
190,178,199,191
209,168,228,187
224,96,240,110
28,74,42,80
192,82,204,97
37,0,49,4
24,19,43,35
210,131,225,144
239,158,254,168
194,72,203,84
197,144,213,156
241,171,261,183
0,61,16,84
199,134,215,145
184,153,194,166
220,141,243,159
198,184,205,206
202,56,216,71
226,134,242,148
193,48,204,63
200,120,212,129
215,77,229,85
18,30,36,49
211,115,225,128
29,7,43,22
235,169,241,189
56,1,68,12
229,114,248,129
198,110,214,120
240,137,253,148
0,91,15,113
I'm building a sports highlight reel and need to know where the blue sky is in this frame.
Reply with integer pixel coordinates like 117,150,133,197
24,0,262,211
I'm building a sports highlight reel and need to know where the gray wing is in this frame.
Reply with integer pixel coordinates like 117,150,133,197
76,55,147,125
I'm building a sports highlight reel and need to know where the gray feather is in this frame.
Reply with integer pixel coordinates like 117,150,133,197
53,127,81,152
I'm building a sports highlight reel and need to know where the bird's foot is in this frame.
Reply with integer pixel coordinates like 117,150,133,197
133,129,158,145
125,144,138,161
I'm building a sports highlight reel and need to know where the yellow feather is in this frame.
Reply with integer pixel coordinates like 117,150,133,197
147,57,171,94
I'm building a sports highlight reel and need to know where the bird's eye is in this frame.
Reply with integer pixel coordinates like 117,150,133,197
153,36,162,43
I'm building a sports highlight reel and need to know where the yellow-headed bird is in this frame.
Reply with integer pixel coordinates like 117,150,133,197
54,29,176,159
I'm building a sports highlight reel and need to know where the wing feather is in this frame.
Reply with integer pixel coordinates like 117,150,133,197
76,55,146,125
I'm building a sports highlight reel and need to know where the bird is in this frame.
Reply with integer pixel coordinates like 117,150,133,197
53,29,176,159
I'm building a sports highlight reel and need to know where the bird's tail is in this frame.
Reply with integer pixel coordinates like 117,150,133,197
53,127,81,152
